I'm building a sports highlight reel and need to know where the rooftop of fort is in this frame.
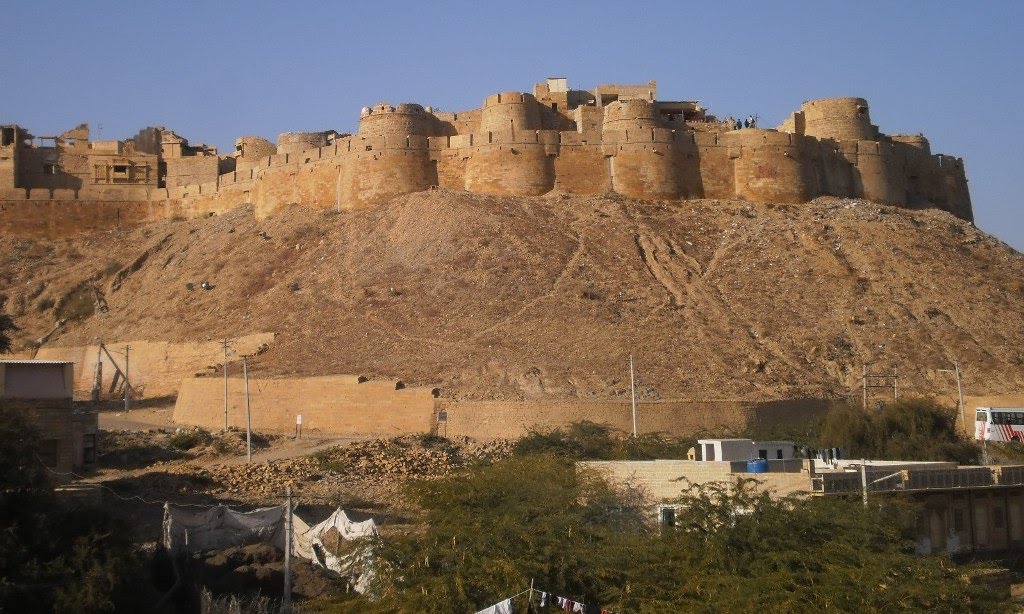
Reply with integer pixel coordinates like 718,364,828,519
0,77,972,239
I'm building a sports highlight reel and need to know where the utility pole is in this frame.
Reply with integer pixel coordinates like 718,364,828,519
244,355,252,463
630,354,638,437
92,344,103,402
860,460,868,508
124,345,131,412
223,339,230,431
862,364,867,411
938,360,966,432
282,486,292,614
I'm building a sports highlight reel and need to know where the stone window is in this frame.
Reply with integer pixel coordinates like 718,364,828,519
2,127,16,146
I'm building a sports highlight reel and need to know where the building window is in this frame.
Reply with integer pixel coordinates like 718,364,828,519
776,449,784,459
43,163,57,175
660,507,676,527
953,509,965,532
758,449,768,460
994,506,1005,530
82,434,96,465
39,439,59,467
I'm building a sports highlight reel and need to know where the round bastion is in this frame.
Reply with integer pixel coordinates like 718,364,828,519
800,97,876,142
358,103,439,137
602,99,659,132
479,92,541,134
276,131,329,156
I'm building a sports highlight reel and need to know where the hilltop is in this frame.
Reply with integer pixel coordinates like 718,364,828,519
1,190,1022,402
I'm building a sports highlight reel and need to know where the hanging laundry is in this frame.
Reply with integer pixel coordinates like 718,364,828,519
539,592,548,607
475,597,513,614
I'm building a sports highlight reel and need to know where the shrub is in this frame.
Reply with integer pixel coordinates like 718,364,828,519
168,428,211,451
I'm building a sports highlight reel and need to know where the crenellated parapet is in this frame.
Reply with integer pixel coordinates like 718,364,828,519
0,78,974,237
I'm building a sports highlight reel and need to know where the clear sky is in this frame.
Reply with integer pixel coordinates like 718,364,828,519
3,1,1021,250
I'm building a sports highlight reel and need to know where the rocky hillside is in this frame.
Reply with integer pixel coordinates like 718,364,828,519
1,191,1022,402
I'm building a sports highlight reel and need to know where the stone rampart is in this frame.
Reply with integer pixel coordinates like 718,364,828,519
0,84,974,237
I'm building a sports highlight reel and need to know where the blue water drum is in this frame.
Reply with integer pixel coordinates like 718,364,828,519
746,458,768,473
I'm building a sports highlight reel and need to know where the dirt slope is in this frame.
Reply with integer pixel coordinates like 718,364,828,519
2,191,1022,402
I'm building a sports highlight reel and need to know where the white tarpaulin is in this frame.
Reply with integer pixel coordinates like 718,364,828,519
293,508,378,594
162,503,286,555
162,503,378,594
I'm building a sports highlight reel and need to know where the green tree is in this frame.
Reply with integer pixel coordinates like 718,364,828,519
355,454,1007,613
0,406,158,612
818,398,980,463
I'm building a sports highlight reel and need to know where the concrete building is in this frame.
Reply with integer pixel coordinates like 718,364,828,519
0,360,97,476
696,438,796,461
583,456,1024,555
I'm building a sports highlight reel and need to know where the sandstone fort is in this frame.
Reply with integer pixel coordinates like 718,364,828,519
0,77,971,237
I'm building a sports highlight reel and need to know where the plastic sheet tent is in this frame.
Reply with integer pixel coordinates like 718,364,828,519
162,503,378,594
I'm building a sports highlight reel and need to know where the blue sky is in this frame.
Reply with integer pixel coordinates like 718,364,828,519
3,1,1021,250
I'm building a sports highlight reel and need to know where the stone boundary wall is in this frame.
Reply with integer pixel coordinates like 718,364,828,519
172,375,438,436
32,333,275,399
435,399,751,439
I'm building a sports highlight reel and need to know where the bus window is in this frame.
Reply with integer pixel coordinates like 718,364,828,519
977,410,988,422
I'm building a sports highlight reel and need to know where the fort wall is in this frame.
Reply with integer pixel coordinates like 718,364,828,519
0,82,974,236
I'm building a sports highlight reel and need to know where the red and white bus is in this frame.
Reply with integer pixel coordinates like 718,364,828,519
975,407,1024,442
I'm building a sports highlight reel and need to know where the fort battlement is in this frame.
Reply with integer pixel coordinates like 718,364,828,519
0,77,972,237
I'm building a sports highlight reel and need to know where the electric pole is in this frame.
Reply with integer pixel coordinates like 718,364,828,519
124,345,131,412
223,339,230,430
282,486,292,613
244,355,252,463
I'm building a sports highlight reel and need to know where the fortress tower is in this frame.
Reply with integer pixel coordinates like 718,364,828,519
342,103,439,208
602,99,679,199
782,97,878,142
465,92,554,196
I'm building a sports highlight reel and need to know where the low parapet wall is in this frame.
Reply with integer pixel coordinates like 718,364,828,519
173,375,438,436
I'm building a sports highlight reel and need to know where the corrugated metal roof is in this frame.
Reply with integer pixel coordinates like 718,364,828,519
0,360,74,365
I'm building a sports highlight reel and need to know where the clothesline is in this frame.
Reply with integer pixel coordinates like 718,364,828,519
475,584,617,614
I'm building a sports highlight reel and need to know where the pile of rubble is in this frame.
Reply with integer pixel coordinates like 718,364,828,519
133,435,516,504
312,436,515,479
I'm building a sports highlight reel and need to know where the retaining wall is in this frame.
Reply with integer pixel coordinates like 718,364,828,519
173,375,437,435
